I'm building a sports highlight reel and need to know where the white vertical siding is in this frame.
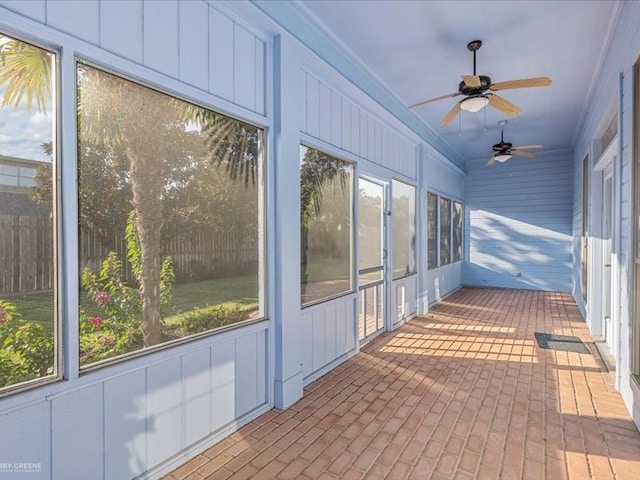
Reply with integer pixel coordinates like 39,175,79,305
210,340,237,429
233,25,257,111
301,69,418,179
179,0,209,91
319,82,332,141
146,359,183,469
10,0,269,116
99,0,143,62
428,263,463,306
235,331,260,417
301,295,357,382
464,152,573,292
392,276,417,325
104,370,148,480
305,73,320,137
619,66,633,402
143,0,179,77
0,328,269,480
209,7,235,101
0,0,46,22
0,401,51,477
182,348,212,448
52,384,104,479
46,0,100,44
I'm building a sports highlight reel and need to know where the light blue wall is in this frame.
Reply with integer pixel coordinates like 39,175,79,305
464,151,573,292
570,0,640,422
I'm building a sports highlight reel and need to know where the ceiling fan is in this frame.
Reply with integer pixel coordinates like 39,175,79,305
408,40,552,126
487,121,543,166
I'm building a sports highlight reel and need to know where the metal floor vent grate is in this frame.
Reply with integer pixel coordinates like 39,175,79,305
534,332,590,354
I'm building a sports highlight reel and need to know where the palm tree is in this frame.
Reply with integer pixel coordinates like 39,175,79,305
0,36,262,349
300,147,351,292
0,34,350,348
0,36,52,113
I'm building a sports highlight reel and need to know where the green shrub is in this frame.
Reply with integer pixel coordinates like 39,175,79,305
0,299,54,388
0,350,32,386
180,304,247,336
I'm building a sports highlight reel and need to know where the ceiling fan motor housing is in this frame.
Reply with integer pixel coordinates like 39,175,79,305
492,141,513,153
458,75,492,95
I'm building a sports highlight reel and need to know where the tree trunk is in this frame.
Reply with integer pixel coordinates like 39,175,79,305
128,147,164,347
301,225,309,295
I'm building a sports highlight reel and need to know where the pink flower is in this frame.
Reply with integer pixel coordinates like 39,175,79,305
100,335,115,346
89,316,103,328
94,291,111,305
0,317,5,325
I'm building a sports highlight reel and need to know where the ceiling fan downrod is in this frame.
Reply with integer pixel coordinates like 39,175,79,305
467,40,482,75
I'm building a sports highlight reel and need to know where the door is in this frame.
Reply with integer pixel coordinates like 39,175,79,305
603,172,613,350
358,178,386,342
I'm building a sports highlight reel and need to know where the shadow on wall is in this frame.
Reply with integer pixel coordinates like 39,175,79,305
465,214,572,292
463,152,573,292
464,153,573,234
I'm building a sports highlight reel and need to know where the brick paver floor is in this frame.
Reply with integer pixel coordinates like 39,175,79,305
165,288,640,479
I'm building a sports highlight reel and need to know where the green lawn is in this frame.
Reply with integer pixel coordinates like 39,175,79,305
304,257,351,284
3,274,259,329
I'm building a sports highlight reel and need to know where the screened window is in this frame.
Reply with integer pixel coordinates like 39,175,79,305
77,64,263,366
428,193,463,268
300,145,354,306
0,35,57,393
392,179,416,278
440,197,452,266
427,192,438,269
453,201,463,262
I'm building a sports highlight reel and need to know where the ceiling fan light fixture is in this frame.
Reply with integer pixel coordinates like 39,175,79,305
460,95,489,113
495,153,512,162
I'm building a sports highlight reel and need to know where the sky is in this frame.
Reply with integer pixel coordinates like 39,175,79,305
0,95,53,162
0,32,54,164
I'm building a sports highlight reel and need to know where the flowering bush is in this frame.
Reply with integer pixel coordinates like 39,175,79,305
0,299,54,388
79,211,175,364
93,291,111,305
89,316,103,328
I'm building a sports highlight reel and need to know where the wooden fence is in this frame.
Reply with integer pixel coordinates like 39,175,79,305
0,215,257,295
0,216,54,294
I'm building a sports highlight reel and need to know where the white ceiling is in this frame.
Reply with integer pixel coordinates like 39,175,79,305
298,0,621,165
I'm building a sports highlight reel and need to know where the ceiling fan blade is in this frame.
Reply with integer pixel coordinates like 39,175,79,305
461,74,481,88
489,76,552,91
487,156,497,166
440,102,462,126
511,149,536,158
487,94,521,116
408,92,460,109
512,144,543,149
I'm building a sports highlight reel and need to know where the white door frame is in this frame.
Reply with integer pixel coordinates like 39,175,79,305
357,174,389,342
590,138,619,359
